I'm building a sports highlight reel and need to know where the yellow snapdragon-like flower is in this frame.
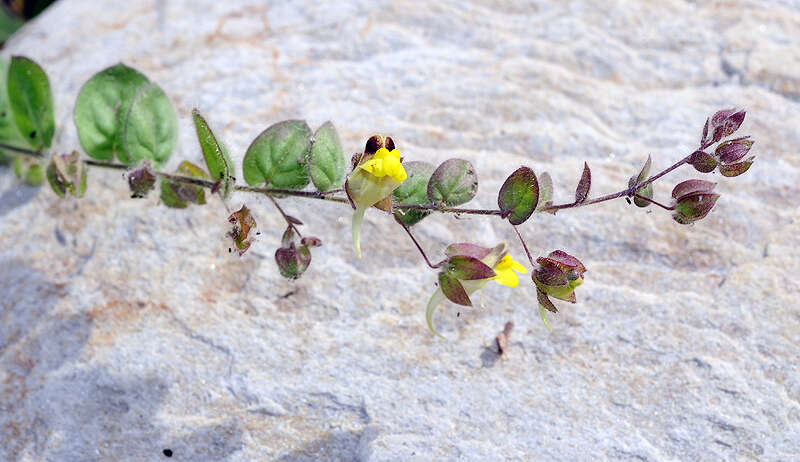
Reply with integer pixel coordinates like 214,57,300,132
491,254,528,288
425,243,529,337
346,142,407,258
358,148,407,182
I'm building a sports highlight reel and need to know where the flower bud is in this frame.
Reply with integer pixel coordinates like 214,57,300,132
671,180,719,224
714,137,755,177
127,161,156,198
715,137,753,164
275,243,311,279
706,109,745,144
532,250,587,303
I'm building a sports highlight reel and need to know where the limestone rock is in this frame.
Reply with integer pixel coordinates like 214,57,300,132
1,1,799,460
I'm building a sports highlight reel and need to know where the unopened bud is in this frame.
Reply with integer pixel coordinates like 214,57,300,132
127,162,156,198
671,180,719,224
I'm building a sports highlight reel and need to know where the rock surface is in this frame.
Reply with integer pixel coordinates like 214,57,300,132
2,1,799,460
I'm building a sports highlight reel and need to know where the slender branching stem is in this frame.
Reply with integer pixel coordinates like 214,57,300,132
400,223,444,269
0,142,43,157
633,194,675,211
267,196,303,237
512,224,535,267
542,155,691,212
5,143,691,219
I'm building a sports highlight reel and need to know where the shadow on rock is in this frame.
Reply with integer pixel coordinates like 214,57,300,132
275,428,376,462
0,182,39,218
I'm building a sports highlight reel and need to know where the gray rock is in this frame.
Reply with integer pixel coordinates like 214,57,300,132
2,1,799,460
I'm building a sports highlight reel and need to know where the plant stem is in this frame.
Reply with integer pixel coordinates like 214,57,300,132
512,224,535,267
542,155,690,212
633,194,674,211
6,143,690,218
400,223,443,269
0,142,43,157
267,196,303,237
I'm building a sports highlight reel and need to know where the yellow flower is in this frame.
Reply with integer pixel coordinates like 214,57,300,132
358,147,407,182
346,141,407,258
491,254,528,288
425,243,528,337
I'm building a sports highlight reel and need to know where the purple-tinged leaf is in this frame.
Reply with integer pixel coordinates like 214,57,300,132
285,215,303,225
688,150,717,173
439,272,472,306
537,288,558,313
497,166,539,225
444,243,492,260
671,179,716,200
716,137,753,164
448,255,496,280
719,158,754,177
574,162,591,204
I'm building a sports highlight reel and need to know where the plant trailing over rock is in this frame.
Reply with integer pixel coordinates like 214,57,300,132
0,57,757,336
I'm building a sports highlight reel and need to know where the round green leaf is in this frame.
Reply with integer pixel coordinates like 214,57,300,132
121,83,178,168
243,120,311,189
309,121,345,192
192,109,234,198
498,166,539,225
74,63,150,162
427,158,478,207
0,58,27,162
7,56,54,150
392,161,435,226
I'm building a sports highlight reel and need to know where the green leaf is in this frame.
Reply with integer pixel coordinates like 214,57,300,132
13,155,44,185
392,160,435,226
74,64,150,162
0,59,27,162
192,109,234,198
629,155,653,208
308,121,345,192
7,56,54,150
243,120,312,189
121,83,178,167
427,158,478,207
160,161,209,208
498,166,539,225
